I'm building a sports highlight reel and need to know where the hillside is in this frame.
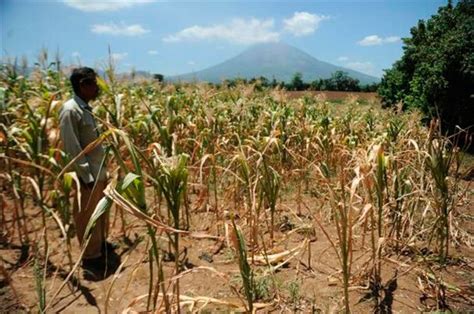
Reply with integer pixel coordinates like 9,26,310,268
170,42,379,84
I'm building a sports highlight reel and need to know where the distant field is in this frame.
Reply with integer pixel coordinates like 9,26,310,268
287,90,379,102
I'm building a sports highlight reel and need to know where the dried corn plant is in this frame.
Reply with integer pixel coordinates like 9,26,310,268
0,52,472,312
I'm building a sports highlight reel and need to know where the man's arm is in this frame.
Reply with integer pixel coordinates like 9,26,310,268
59,109,95,185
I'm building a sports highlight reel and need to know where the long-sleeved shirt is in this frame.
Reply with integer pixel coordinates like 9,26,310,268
59,95,107,183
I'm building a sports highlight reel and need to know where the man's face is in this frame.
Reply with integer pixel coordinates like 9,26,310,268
79,76,99,102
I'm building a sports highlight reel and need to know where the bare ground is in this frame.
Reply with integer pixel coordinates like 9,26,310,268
1,180,473,313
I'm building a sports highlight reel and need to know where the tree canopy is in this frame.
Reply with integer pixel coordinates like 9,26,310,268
378,0,473,134
212,71,377,92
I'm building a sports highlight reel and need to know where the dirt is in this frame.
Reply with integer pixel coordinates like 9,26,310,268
1,180,473,313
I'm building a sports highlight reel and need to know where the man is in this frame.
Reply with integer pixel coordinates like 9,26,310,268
59,67,110,271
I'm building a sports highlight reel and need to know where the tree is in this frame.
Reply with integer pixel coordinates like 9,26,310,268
271,77,278,88
378,0,474,134
153,73,164,82
310,79,322,91
250,76,270,91
319,78,335,91
331,71,361,91
289,72,305,91
361,83,380,92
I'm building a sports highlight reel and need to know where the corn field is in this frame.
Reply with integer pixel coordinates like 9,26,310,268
1,59,473,313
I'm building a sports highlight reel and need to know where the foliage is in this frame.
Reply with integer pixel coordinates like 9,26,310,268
311,71,361,92
289,72,307,91
231,218,254,312
153,73,164,82
286,279,301,306
378,0,474,134
212,71,376,92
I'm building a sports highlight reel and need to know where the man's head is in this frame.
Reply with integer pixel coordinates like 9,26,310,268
70,67,99,102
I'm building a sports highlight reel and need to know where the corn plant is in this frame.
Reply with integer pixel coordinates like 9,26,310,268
153,153,189,312
386,115,405,145
362,145,389,308
235,150,260,260
260,159,280,244
426,130,460,262
33,244,47,313
231,218,254,313
328,171,354,314
1,61,472,313
387,161,411,251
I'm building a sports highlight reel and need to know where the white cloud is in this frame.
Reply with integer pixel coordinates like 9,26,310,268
111,52,128,61
283,12,329,37
346,61,377,76
337,57,381,77
148,50,158,55
358,35,382,46
384,36,401,43
72,51,81,58
63,0,153,12
163,18,279,44
357,35,400,46
187,61,196,66
91,23,149,36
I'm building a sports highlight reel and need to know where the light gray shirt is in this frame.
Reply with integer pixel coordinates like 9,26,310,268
59,95,107,183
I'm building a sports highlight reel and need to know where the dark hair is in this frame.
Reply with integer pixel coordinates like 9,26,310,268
70,67,97,95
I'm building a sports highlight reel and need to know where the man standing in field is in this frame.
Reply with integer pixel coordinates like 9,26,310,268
59,67,113,275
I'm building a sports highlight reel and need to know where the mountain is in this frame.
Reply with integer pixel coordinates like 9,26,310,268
170,42,379,85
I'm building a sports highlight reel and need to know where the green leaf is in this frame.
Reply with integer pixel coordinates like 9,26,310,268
121,172,141,191
83,196,113,243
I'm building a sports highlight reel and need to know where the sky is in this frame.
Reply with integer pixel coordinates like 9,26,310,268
1,0,447,78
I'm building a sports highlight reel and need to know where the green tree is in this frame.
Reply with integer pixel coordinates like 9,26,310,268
289,72,305,91
331,71,361,91
378,0,474,133
320,78,335,91
310,79,322,91
361,83,379,92
153,73,164,82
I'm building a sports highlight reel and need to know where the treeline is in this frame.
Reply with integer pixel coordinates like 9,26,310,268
197,71,379,92
286,71,379,92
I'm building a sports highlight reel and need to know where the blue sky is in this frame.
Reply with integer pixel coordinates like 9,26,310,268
2,0,446,78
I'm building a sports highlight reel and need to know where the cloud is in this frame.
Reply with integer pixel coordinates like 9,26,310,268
283,12,329,37
358,35,382,46
187,61,196,66
71,51,81,58
91,23,149,36
163,18,279,44
357,35,400,46
336,56,381,77
111,52,128,61
345,61,378,76
384,36,401,43
148,50,158,55
63,0,153,12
